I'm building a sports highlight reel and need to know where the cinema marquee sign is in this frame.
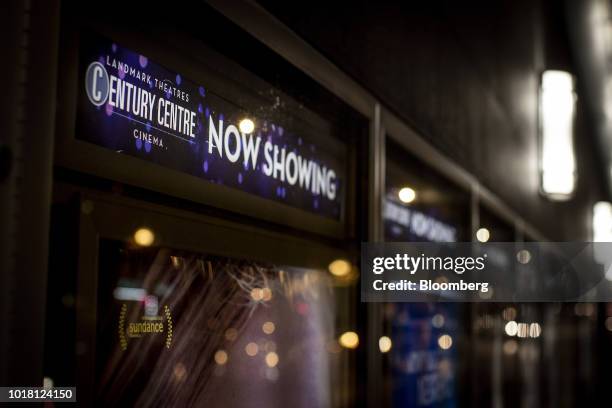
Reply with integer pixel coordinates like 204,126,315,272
76,33,344,219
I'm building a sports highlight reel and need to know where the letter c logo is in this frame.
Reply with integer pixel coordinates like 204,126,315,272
85,61,109,106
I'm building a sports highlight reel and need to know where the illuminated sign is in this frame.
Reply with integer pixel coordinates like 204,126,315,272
77,32,344,219
384,197,457,242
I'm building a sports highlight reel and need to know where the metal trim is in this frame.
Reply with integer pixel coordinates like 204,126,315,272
206,0,551,241
206,0,377,119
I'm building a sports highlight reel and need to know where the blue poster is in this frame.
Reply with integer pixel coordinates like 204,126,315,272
77,32,344,219
390,303,458,408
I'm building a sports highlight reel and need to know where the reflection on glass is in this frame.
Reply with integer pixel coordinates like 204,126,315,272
328,259,352,277
387,303,458,407
96,242,336,407
476,228,490,243
338,331,359,349
383,139,468,408
133,227,155,247
238,118,255,134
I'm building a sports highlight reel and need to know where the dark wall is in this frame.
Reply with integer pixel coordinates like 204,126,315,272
259,0,607,240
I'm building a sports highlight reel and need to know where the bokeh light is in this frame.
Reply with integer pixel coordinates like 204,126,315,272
339,331,359,349
476,227,490,243
378,336,392,353
265,351,279,367
398,187,416,203
245,342,259,356
262,321,276,335
214,350,228,365
438,334,453,350
239,118,255,134
133,227,155,247
328,259,352,277
505,320,518,336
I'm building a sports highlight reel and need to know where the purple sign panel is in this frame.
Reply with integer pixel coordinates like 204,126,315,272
76,32,344,219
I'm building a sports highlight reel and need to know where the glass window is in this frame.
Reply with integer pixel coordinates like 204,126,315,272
382,138,470,407
95,240,340,407
384,139,470,243
50,4,367,407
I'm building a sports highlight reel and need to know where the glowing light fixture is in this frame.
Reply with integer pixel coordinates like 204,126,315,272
539,70,576,200
593,201,612,242
398,187,416,203
239,118,255,134
338,331,359,349
133,227,155,247
378,336,392,353
476,227,490,243
328,259,351,277
593,202,612,279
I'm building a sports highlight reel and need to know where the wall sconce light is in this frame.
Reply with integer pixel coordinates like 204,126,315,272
539,70,577,200
593,201,612,279
593,201,612,241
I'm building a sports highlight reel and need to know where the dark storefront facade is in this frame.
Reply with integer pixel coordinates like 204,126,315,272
48,2,367,405
1,0,612,407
